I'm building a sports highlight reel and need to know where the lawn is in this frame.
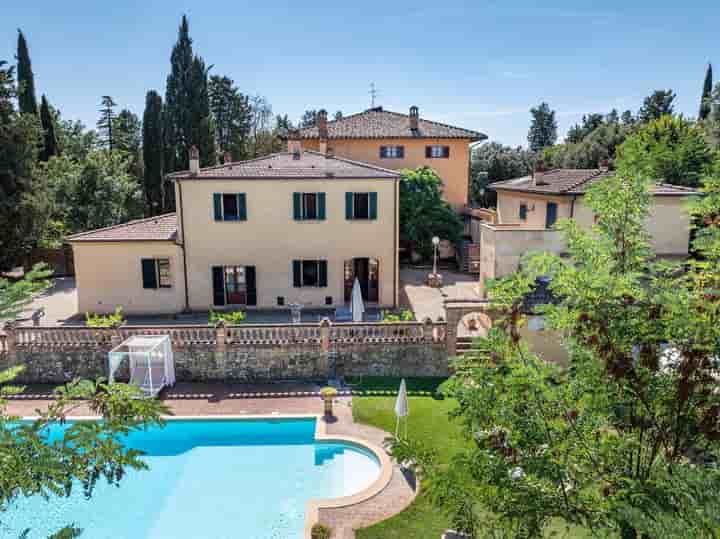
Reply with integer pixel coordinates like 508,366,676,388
350,377,602,539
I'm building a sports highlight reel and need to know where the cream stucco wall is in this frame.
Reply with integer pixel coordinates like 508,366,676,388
72,242,185,315
176,176,399,310
495,190,692,256
301,138,471,209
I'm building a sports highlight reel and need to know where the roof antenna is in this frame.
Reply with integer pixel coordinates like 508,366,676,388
369,82,379,108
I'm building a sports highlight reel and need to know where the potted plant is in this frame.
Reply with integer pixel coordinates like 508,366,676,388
320,387,338,417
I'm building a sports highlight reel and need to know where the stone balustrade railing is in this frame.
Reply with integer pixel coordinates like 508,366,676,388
0,320,448,360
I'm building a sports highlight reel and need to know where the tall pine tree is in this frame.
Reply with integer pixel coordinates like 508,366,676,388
527,102,557,152
96,95,117,151
699,63,713,120
16,30,38,116
142,90,164,215
39,94,58,161
209,75,251,161
189,56,215,167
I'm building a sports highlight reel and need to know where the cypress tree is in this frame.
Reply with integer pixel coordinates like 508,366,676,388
39,94,58,161
16,30,38,115
699,63,713,120
142,90,164,215
164,15,194,172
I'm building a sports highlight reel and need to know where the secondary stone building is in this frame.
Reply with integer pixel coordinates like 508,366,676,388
68,146,401,315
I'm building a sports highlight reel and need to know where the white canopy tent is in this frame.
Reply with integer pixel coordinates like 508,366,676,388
109,335,175,397
351,278,365,322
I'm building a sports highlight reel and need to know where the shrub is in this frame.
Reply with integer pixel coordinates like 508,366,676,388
311,523,332,539
209,309,246,325
85,306,125,328
382,309,414,323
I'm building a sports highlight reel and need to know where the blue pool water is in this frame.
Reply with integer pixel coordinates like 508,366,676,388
1,418,380,539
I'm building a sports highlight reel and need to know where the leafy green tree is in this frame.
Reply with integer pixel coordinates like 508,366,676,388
0,61,45,271
299,109,318,128
209,75,252,161
527,102,557,152
113,109,141,155
565,113,604,143
142,90,164,215
393,161,720,538
637,89,675,123
333,110,343,121
15,30,37,116
544,122,630,169
399,167,462,259
37,150,143,234
56,118,98,162
616,115,714,187
96,95,117,151
621,110,635,126
39,94,59,161
699,63,713,120
470,142,532,207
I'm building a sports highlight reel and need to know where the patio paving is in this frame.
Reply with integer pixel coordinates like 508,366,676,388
3,383,418,539
400,266,481,322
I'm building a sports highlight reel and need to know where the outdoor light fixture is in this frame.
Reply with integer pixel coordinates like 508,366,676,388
432,236,440,277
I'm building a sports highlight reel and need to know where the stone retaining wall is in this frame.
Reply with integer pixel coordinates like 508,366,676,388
3,343,448,384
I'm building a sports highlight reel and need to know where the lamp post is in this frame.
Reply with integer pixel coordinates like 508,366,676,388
432,236,440,276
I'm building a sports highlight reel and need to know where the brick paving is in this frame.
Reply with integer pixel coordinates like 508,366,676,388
4,383,418,538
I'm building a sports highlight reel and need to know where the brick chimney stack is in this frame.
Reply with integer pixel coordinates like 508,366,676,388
189,146,200,176
287,129,302,158
531,159,546,186
409,105,419,130
318,109,328,139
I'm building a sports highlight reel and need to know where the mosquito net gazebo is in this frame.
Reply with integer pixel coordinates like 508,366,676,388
109,335,175,397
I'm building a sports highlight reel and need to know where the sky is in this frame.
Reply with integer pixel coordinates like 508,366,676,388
2,1,720,147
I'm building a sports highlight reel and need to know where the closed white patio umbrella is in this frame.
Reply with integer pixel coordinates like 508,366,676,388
351,277,365,322
395,378,409,439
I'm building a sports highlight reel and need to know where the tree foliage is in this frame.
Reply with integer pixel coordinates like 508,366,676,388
616,115,715,187
544,122,630,169
15,30,37,116
637,89,676,123
96,95,117,151
209,75,252,161
393,161,720,538
399,167,463,258
39,95,59,161
470,142,532,207
527,102,557,152
142,90,165,215
699,64,713,120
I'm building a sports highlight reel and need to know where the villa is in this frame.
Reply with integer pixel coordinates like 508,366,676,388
296,106,486,210
68,143,401,315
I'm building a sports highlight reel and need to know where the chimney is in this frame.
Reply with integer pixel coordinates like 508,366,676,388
189,146,200,176
531,159,546,186
318,109,328,140
287,129,302,158
598,158,610,171
223,151,232,164
409,105,419,130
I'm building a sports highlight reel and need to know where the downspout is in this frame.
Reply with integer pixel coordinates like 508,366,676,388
394,178,399,309
177,180,191,312
570,194,577,218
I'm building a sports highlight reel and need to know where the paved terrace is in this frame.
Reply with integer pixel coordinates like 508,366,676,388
4,383,418,539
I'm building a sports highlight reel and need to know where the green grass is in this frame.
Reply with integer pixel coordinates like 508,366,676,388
352,378,603,539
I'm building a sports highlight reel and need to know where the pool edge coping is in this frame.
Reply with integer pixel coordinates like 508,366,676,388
18,413,394,539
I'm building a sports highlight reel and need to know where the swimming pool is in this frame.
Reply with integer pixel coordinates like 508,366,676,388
1,417,382,539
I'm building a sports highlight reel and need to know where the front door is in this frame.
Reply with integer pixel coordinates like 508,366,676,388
546,202,558,229
344,258,379,303
224,266,247,305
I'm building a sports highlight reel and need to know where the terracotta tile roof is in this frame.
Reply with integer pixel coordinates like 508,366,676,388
66,213,178,242
295,108,486,141
489,169,698,196
168,150,400,180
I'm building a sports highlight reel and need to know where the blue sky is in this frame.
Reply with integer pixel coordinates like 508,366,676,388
3,1,719,147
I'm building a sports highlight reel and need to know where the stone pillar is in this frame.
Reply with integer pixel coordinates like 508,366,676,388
423,317,435,343
215,321,227,379
319,318,331,353
3,322,17,363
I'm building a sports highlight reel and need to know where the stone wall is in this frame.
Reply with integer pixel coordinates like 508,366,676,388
4,343,448,384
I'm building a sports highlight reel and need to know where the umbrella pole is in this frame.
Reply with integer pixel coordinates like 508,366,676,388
395,416,400,438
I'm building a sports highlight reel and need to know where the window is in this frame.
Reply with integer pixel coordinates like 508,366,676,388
325,296,333,305
425,145,450,158
292,260,328,288
213,193,247,221
277,296,285,306
345,192,378,220
211,265,256,306
379,145,404,159
293,192,326,220
141,258,171,289
519,203,528,220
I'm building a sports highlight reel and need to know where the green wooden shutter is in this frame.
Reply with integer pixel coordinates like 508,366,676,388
317,193,326,220
212,266,225,306
141,259,158,289
318,260,328,287
345,192,353,220
425,146,432,158
292,260,302,287
245,266,257,306
519,204,527,220
237,193,247,220
293,193,302,220
213,193,222,221
369,192,378,220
